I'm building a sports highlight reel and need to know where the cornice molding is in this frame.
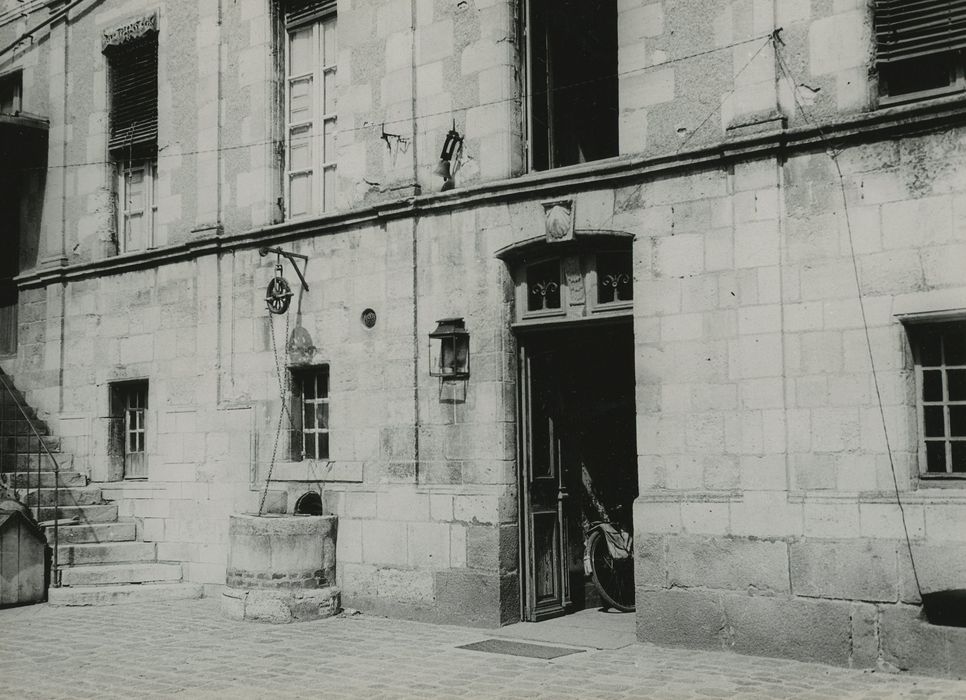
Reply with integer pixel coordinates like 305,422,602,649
16,95,966,290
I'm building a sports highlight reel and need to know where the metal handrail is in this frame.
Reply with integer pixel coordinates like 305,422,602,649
0,371,60,588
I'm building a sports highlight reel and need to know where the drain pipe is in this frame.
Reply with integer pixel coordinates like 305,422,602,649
409,0,421,483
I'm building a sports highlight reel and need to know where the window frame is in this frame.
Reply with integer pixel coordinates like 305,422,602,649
521,0,619,172
909,320,966,480
874,0,966,105
878,52,966,106
284,5,337,220
289,365,330,461
589,250,634,314
0,70,22,115
109,379,149,480
116,158,158,253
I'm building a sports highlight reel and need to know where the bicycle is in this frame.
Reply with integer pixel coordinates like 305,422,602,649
584,512,635,613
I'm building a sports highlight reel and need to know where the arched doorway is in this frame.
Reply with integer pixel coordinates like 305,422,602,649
498,230,638,622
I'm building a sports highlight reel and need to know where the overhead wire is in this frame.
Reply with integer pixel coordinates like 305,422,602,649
773,41,924,600
9,32,776,174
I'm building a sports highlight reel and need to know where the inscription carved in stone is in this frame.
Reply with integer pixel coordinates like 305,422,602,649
563,256,584,305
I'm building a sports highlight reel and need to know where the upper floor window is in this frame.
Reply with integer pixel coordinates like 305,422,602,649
0,71,22,115
908,321,966,478
117,159,157,253
104,17,158,252
875,1,966,104
284,0,338,219
524,0,618,171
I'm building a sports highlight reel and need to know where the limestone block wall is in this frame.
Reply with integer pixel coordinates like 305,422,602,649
618,0,876,156
632,130,966,675
337,0,521,207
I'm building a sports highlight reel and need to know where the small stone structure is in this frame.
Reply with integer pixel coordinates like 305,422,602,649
221,513,340,623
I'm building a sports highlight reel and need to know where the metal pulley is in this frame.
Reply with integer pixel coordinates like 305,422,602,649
259,246,310,315
265,263,294,315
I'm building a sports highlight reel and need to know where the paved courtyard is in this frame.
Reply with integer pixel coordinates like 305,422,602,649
2,598,965,699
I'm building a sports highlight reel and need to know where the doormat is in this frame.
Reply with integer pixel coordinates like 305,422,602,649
456,639,584,659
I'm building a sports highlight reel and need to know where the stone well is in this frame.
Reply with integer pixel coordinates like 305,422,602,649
221,513,340,623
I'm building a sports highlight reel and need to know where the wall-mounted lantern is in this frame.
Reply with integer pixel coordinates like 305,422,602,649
429,317,470,379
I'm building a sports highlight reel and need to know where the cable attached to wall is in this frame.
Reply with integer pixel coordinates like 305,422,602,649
774,44,924,600
11,32,779,175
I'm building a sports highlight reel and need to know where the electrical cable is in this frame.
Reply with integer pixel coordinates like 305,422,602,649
774,44,924,600
8,32,775,174
676,33,775,153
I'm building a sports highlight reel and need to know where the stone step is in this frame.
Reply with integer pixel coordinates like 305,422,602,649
0,416,49,437
60,562,183,587
23,485,103,507
0,399,39,420
47,582,204,606
56,541,157,566
36,504,118,524
5,470,86,488
1,434,61,453
1,451,66,472
53,520,137,545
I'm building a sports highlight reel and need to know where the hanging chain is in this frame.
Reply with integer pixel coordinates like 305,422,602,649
258,309,298,516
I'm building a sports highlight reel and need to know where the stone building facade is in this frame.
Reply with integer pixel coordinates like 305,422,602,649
1,0,966,677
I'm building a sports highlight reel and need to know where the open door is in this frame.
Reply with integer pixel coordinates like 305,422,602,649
519,343,575,621
517,322,638,622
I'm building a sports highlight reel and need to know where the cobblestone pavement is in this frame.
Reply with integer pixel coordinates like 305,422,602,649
2,599,966,699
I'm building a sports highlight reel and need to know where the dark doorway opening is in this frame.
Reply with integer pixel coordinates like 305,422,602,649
517,320,637,621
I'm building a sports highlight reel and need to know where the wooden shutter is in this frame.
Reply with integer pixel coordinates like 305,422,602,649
107,35,158,155
284,0,334,28
875,0,966,64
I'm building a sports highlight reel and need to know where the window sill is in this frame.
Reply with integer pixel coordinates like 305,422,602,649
879,84,966,109
267,460,362,483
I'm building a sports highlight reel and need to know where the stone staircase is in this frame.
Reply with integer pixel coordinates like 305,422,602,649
0,370,203,605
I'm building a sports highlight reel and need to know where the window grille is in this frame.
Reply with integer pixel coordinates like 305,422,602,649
109,380,149,480
290,366,330,461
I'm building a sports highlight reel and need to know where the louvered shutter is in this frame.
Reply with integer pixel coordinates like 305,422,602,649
107,35,158,156
875,0,966,64
285,0,334,28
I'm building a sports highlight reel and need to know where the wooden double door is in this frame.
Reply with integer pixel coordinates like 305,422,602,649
517,322,637,621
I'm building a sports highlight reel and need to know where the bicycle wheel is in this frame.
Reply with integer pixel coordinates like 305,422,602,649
588,529,635,612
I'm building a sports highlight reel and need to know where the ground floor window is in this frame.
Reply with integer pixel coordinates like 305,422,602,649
290,365,329,460
110,380,148,479
909,321,966,477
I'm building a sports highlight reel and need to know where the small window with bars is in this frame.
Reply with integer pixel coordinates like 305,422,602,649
290,365,329,461
910,321,966,477
283,0,338,218
109,380,149,480
875,1,966,103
